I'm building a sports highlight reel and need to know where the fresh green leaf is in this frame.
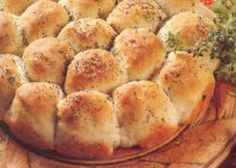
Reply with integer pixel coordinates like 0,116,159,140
167,0,236,95
214,0,222,10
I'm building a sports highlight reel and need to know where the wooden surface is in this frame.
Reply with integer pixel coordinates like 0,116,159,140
0,81,235,168
221,147,236,168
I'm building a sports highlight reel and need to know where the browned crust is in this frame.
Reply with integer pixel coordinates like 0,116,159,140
21,0,69,43
0,54,24,121
57,18,116,53
139,125,177,149
112,28,166,80
57,91,112,124
0,11,23,54
23,37,74,85
15,83,59,115
56,139,113,159
65,49,126,93
107,0,165,33
0,0,36,15
7,120,53,150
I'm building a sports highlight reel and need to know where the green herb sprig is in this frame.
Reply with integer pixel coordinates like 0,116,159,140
167,0,236,95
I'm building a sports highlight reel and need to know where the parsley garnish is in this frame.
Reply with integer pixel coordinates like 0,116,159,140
167,0,236,95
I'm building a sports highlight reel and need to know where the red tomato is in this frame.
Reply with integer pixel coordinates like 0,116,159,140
201,0,215,5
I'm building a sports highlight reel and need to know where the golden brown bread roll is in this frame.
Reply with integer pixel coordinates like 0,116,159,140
97,0,116,18
58,0,116,20
5,82,64,150
0,11,25,55
158,11,217,49
112,28,166,81
0,0,59,15
155,0,217,20
21,0,69,44
0,0,37,15
157,51,215,124
158,11,219,70
0,54,28,121
55,90,120,159
65,49,127,94
58,18,116,53
107,0,166,33
113,81,178,148
23,37,75,85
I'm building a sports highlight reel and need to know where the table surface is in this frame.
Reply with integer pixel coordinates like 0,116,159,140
221,147,236,168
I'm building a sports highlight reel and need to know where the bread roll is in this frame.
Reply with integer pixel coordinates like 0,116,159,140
0,54,27,121
56,90,119,159
98,0,116,18
155,0,217,20
107,0,166,33
113,81,178,148
21,0,69,43
158,11,219,70
5,82,63,150
158,11,216,49
0,0,59,15
23,37,75,85
58,18,116,52
0,12,25,55
157,51,215,124
0,0,37,15
58,0,116,20
65,49,127,94
112,28,166,81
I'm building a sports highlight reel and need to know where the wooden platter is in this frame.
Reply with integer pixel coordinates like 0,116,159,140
0,81,235,168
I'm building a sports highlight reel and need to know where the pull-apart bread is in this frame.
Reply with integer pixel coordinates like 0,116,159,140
157,52,216,124
56,91,120,159
158,11,217,48
0,12,25,55
5,82,64,150
0,54,27,121
107,0,166,33
113,81,178,148
0,0,218,159
112,28,166,81
158,11,219,70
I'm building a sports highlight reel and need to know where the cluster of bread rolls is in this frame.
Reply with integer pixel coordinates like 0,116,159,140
0,0,218,159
